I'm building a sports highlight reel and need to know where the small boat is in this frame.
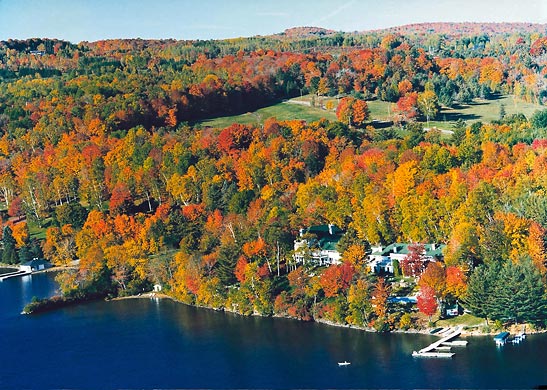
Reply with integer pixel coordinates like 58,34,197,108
338,361,351,366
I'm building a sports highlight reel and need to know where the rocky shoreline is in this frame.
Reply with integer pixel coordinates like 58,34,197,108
109,291,547,337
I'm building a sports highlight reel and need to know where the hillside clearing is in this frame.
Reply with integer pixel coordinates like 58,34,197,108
197,94,544,130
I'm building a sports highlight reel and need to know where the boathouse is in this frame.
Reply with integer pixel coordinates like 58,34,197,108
20,259,52,273
494,331,510,346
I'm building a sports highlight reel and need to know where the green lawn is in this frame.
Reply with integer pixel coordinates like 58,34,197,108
368,95,543,129
435,313,487,329
28,218,52,241
428,95,543,129
197,99,337,128
195,94,544,130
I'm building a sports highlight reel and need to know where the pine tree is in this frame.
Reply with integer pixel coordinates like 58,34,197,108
461,264,499,324
491,259,547,324
499,103,506,120
2,226,18,264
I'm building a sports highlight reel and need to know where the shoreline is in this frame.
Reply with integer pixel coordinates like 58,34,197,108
108,292,545,337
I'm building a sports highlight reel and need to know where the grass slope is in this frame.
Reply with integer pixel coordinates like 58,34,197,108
198,100,337,128
196,94,544,130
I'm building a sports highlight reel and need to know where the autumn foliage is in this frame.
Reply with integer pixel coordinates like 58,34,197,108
1,27,547,327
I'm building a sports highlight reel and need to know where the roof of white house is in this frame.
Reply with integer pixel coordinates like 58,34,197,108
371,243,446,258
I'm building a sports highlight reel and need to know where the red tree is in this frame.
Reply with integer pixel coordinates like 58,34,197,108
372,277,391,318
234,256,248,283
7,196,23,220
394,92,418,124
417,285,438,321
320,263,355,298
109,183,132,215
401,243,426,277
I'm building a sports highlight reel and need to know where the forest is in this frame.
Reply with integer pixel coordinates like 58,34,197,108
2,22,547,329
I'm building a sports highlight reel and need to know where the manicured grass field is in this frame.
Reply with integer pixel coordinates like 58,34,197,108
435,313,487,329
28,218,52,241
366,95,543,128
196,94,544,130
429,95,543,129
197,99,337,128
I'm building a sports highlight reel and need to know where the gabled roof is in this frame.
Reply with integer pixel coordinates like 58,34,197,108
305,224,343,236
371,243,446,258
424,244,445,257
298,224,344,252
22,259,51,268
318,236,342,251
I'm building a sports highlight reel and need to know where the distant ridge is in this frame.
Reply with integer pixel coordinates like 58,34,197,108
280,27,338,38
372,22,547,36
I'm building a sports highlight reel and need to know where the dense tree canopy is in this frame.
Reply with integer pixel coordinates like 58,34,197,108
2,24,547,328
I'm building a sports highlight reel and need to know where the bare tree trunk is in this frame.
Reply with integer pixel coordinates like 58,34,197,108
146,191,152,212
276,241,280,277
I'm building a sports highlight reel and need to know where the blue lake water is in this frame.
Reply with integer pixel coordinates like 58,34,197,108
1,272,546,389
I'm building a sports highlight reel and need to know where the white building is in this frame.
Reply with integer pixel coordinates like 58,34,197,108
293,224,343,266
368,243,445,274
19,259,52,273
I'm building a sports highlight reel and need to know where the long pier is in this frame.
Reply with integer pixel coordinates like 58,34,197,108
0,270,31,281
412,326,467,358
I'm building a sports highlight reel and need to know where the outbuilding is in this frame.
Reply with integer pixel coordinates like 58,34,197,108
19,259,52,273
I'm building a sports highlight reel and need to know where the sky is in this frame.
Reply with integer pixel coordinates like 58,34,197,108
1,0,547,43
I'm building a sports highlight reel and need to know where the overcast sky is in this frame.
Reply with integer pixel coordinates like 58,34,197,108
1,0,547,43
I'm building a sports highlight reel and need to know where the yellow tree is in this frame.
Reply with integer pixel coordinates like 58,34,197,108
43,224,77,266
417,89,440,126
11,222,29,248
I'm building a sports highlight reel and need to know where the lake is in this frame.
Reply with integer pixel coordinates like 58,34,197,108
1,273,546,389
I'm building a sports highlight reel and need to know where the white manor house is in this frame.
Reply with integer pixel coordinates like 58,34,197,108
294,224,445,272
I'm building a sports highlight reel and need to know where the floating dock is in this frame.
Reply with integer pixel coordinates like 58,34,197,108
412,351,455,358
412,326,467,358
442,340,468,346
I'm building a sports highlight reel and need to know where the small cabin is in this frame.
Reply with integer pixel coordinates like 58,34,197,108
153,284,162,292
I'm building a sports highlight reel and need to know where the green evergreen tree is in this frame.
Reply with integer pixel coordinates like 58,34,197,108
406,122,425,148
2,226,18,264
461,264,499,324
55,203,89,229
531,109,547,129
491,259,547,325
499,103,506,120
214,242,240,285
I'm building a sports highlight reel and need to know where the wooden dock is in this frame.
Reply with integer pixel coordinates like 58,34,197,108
412,326,467,358
412,351,455,358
